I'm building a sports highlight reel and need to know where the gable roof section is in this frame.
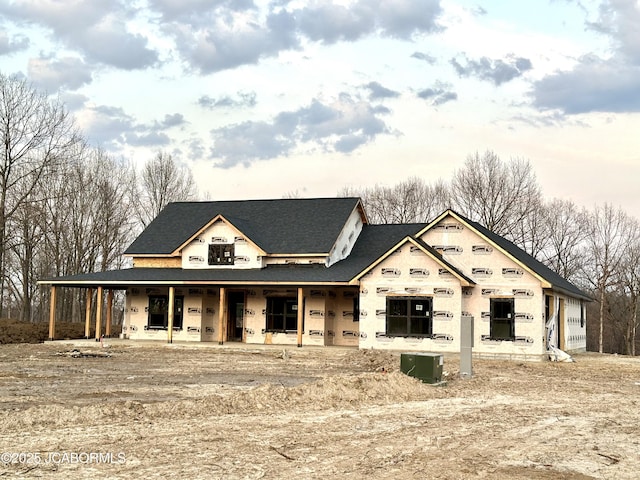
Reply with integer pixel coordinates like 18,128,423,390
350,231,475,286
179,214,267,256
420,210,590,300
124,197,366,256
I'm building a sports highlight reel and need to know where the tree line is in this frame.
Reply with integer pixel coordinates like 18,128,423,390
0,74,197,327
2,73,638,355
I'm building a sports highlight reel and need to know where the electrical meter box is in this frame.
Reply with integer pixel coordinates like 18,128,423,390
400,352,444,384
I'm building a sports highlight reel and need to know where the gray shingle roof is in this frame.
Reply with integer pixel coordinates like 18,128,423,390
124,197,364,255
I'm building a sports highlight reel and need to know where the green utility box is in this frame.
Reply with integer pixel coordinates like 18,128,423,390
400,352,444,384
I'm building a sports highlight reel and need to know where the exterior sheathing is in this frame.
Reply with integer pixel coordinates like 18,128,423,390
181,221,264,269
416,215,586,358
124,286,360,346
549,295,587,354
119,209,586,357
358,246,464,352
327,208,364,266
420,217,545,357
125,287,212,342
180,207,364,268
566,297,587,352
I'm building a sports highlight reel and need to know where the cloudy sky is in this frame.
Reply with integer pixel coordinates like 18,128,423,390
1,0,639,219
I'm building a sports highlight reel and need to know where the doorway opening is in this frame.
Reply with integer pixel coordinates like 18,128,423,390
227,291,245,342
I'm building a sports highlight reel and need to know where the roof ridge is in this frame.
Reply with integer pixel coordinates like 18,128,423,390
167,196,362,205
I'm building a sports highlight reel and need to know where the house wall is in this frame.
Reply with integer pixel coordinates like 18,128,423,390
358,244,463,352
333,289,361,346
133,257,181,268
201,289,218,341
123,285,359,345
462,285,546,358
419,216,547,358
123,287,212,342
181,220,264,269
243,287,359,347
327,208,364,266
549,294,587,354
263,256,327,266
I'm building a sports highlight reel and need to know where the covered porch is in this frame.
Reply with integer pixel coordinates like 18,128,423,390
43,276,361,348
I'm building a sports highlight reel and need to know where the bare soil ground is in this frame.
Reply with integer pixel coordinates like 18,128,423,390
1,341,639,479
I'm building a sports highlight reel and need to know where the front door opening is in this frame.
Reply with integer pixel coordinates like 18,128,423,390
227,291,245,341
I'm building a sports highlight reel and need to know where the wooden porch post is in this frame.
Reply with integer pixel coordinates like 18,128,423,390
106,289,114,338
167,286,175,343
48,286,57,341
85,288,93,339
95,286,103,340
297,287,304,348
218,287,226,345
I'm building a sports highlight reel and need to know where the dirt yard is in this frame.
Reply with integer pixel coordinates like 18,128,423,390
0,341,639,479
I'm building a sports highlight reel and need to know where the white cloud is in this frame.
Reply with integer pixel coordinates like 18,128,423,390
295,0,443,43
0,30,29,55
363,81,400,100
587,0,640,64
210,93,391,167
416,81,457,106
28,55,92,91
0,0,158,69
450,54,533,85
532,55,640,114
198,92,257,109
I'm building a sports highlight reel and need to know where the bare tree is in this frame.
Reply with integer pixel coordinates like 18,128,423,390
92,151,137,272
0,73,82,317
33,147,137,323
450,151,541,239
584,203,634,353
340,177,450,224
135,151,198,228
541,199,589,284
509,195,549,259
618,219,640,355
7,180,46,321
